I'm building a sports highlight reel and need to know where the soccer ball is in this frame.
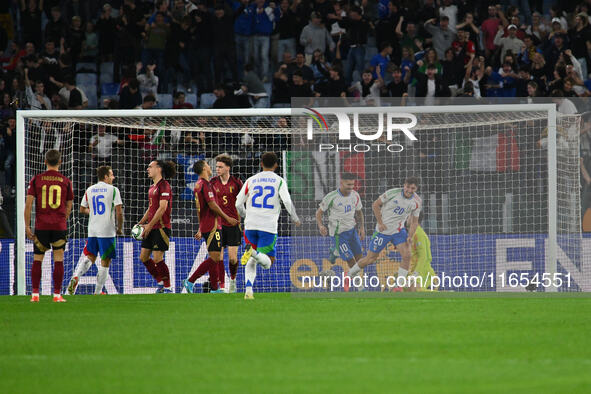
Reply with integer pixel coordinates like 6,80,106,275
131,224,144,240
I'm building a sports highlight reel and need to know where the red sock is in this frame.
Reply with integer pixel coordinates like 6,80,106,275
208,260,219,291
189,257,215,283
32,260,41,294
53,261,64,295
142,259,160,281
217,261,225,288
156,261,170,287
229,261,238,280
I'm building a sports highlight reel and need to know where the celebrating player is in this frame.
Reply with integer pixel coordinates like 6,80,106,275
346,177,421,291
316,172,365,270
137,160,175,293
67,166,123,295
210,154,243,293
24,149,74,302
236,152,301,300
183,160,238,294
407,212,438,291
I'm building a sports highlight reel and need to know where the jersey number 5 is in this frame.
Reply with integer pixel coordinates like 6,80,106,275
41,185,61,209
252,186,275,209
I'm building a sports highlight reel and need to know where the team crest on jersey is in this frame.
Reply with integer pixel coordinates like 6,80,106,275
208,192,214,198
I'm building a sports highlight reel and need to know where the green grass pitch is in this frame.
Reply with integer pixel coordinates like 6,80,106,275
1,293,591,394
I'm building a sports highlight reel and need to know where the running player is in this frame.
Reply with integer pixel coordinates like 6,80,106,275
137,160,175,293
24,149,74,302
346,177,421,290
67,166,123,295
235,152,301,299
210,154,243,292
316,172,365,270
183,160,238,294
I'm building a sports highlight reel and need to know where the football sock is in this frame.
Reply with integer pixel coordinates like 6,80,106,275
229,260,238,279
74,257,93,278
217,261,225,288
208,261,219,291
95,266,109,295
156,261,171,288
32,260,41,294
348,263,361,278
53,261,64,295
255,253,271,269
245,258,256,289
189,257,214,283
142,259,159,281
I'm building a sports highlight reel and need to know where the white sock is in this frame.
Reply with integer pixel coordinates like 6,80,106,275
95,266,109,295
53,293,60,298
348,263,361,278
398,267,408,278
74,257,93,278
245,258,256,289
255,253,272,269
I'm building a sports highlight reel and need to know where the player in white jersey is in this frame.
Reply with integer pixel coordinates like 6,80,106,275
316,172,365,269
67,166,123,295
346,176,421,290
235,152,301,299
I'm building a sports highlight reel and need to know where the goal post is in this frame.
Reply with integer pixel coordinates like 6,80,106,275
16,103,584,295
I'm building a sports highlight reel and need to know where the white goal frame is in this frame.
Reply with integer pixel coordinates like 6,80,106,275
15,104,558,295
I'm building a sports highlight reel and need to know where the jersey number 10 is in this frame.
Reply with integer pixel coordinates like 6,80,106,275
252,186,275,209
41,185,61,209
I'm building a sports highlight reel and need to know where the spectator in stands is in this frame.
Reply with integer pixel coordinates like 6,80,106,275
1,116,15,194
53,74,88,109
19,0,43,48
339,6,370,84
89,125,124,164
569,12,591,79
287,52,314,83
271,67,290,107
189,9,213,93
136,62,159,96
527,11,549,42
0,41,26,72
276,0,298,64
24,68,51,110
233,0,255,77
172,91,193,109
96,3,117,61
242,63,269,108
119,78,142,109
317,66,346,97
299,12,334,65
369,42,392,80
309,49,330,84
384,66,410,98
396,16,424,56
138,94,157,109
424,15,456,59
413,61,451,103
142,12,170,92
495,24,524,62
252,0,275,81
44,6,68,46
67,16,84,63
212,5,239,84
80,21,99,61
545,33,568,69
168,15,192,92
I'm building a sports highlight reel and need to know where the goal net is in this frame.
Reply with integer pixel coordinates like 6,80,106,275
13,102,590,295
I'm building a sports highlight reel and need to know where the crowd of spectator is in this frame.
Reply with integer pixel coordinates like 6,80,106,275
1,0,591,236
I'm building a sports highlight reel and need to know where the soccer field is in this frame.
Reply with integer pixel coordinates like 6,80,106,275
1,293,590,394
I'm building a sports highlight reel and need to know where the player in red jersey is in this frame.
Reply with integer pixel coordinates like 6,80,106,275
137,160,176,293
210,154,243,292
24,150,74,302
183,160,238,294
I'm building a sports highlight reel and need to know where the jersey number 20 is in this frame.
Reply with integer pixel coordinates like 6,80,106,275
252,186,275,209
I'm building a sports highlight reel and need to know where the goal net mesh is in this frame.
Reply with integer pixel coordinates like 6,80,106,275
18,105,588,294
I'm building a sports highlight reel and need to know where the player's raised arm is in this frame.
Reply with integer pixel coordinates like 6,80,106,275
372,197,386,232
278,179,300,225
